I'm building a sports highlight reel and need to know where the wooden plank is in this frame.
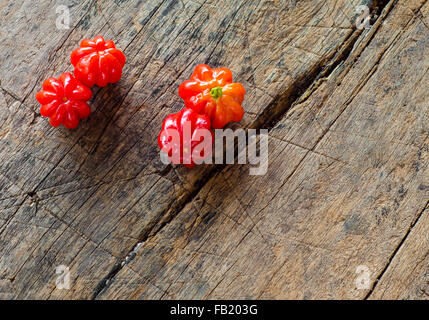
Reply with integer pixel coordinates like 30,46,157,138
367,203,428,299
0,0,368,299
367,4,429,298
98,0,429,299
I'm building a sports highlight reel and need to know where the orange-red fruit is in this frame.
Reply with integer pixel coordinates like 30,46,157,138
71,35,126,87
178,64,245,129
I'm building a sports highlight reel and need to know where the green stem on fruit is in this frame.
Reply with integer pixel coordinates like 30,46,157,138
210,86,223,99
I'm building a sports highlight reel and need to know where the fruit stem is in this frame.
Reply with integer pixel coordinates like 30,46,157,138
210,87,223,99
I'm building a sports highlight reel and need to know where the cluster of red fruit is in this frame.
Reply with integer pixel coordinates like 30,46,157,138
35,36,126,129
35,36,246,168
158,64,246,167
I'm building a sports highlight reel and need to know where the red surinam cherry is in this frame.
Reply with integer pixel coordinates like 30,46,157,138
71,35,126,87
36,72,92,129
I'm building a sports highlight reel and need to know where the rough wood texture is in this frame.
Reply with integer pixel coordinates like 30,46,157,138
369,204,429,299
0,0,427,299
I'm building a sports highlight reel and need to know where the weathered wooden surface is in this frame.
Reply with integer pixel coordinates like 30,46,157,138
0,0,427,299
369,204,429,299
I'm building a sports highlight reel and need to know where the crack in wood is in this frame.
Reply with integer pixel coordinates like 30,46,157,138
92,0,396,300
364,200,429,299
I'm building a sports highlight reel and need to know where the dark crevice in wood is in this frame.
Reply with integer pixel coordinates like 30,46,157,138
91,0,394,299
1,86,24,105
364,200,429,299
356,0,429,299
91,263,123,300
302,0,397,156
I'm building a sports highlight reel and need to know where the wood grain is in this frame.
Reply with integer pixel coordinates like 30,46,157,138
0,0,368,299
98,0,429,299
368,203,429,299
0,0,427,299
